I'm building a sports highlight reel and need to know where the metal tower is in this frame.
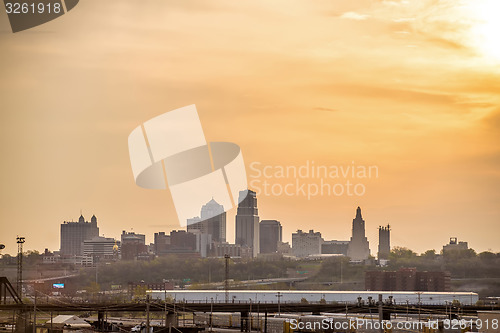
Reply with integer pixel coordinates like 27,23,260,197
224,254,230,302
16,236,25,298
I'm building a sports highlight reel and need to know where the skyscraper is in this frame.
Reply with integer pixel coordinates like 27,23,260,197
235,189,259,257
60,214,99,256
187,198,226,242
347,207,370,261
259,220,282,254
378,224,391,260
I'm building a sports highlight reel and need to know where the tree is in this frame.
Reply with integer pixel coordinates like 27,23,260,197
390,247,417,259
421,250,436,259
479,251,496,261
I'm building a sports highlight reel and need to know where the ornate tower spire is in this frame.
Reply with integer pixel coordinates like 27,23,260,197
356,206,362,219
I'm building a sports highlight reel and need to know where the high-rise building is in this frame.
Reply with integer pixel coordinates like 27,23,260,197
121,231,147,260
187,199,226,242
235,190,260,257
321,240,349,255
213,243,242,258
442,237,468,253
378,224,391,260
154,232,170,255
169,230,197,252
83,236,120,260
259,220,282,254
347,207,370,261
121,230,146,245
292,229,323,257
60,214,99,256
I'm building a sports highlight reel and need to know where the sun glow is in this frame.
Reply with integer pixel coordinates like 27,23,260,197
465,0,500,61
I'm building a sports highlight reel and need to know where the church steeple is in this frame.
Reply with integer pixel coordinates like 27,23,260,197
91,215,97,224
78,214,85,223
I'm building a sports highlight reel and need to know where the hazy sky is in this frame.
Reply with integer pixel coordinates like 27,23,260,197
0,0,499,255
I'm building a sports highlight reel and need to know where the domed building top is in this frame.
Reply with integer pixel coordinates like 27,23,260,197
201,198,224,219
91,215,97,223
78,214,85,223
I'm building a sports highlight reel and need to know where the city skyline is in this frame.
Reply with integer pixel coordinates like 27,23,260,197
1,0,499,255
0,203,485,257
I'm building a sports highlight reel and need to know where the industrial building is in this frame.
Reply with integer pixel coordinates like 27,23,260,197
148,290,478,305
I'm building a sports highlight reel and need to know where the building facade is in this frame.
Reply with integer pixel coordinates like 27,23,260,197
154,232,170,255
292,229,323,257
121,230,147,260
60,214,99,256
235,190,260,257
365,268,451,292
83,236,120,261
259,220,282,254
347,207,370,261
213,243,242,258
443,237,468,253
321,240,349,255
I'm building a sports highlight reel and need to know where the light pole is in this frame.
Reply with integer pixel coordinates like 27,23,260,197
249,298,253,331
276,292,282,317
210,297,213,332
417,292,422,324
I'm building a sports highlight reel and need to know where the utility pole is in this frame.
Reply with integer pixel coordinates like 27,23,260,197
417,292,422,323
146,295,150,333
33,290,37,333
210,297,213,332
249,298,253,331
340,259,343,284
378,294,383,333
16,237,25,298
164,289,167,327
276,292,282,317
224,254,230,303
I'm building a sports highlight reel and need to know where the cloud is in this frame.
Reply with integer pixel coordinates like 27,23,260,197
382,0,410,6
313,107,338,112
340,12,370,20
393,18,416,22
483,108,500,129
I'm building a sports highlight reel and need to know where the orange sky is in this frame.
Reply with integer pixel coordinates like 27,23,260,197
0,0,499,255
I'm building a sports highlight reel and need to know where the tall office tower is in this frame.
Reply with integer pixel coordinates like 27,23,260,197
378,224,391,260
259,220,282,253
187,199,226,242
235,189,259,257
347,207,370,261
60,214,99,256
